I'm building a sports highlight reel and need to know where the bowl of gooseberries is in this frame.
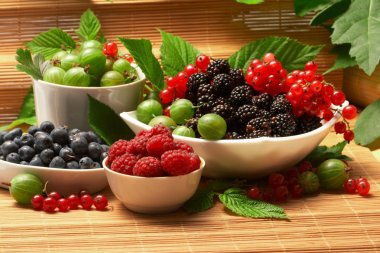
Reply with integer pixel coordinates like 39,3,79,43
120,54,357,179
32,41,146,130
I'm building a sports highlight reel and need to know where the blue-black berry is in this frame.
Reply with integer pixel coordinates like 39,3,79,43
50,127,69,145
40,149,55,165
79,157,93,169
18,146,35,162
0,131,7,145
53,143,62,155
93,162,101,168
28,126,40,136
1,140,19,157
6,153,21,164
19,134,34,147
49,156,66,168
40,121,55,134
88,142,102,160
29,156,44,167
66,161,79,169
59,147,76,162
70,136,88,155
34,132,53,152
4,128,22,141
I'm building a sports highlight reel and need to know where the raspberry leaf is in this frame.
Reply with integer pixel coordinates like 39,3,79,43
219,188,288,219
76,9,101,41
324,44,357,74
305,141,351,167
228,37,323,72
26,28,76,59
160,30,200,77
183,187,215,213
354,99,380,147
16,49,50,80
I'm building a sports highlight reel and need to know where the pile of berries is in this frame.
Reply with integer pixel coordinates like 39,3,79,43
107,125,201,177
31,190,108,213
0,121,108,169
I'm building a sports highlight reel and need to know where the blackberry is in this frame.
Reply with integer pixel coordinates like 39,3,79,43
246,129,271,139
211,103,234,121
197,83,215,97
252,93,273,110
187,73,209,93
229,85,255,108
296,115,322,134
270,95,292,115
213,73,234,96
185,90,198,104
258,109,271,119
246,117,271,133
271,113,297,137
224,131,245,139
197,94,215,113
207,59,230,78
235,105,259,124
213,97,228,106
185,118,198,130
229,68,245,87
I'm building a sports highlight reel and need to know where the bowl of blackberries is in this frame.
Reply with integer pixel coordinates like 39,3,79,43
0,121,109,196
121,54,356,178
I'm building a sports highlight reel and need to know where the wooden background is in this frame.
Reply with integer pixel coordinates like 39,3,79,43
0,0,341,125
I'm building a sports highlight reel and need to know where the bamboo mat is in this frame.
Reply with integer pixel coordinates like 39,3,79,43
0,132,379,252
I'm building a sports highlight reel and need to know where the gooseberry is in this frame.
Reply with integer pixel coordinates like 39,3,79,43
113,58,137,79
10,173,44,204
136,99,163,124
43,66,65,84
81,40,103,50
79,48,106,77
148,116,177,128
100,70,125,86
63,67,91,87
172,126,195,138
298,171,320,194
317,159,349,190
197,113,227,140
60,54,80,71
170,99,194,124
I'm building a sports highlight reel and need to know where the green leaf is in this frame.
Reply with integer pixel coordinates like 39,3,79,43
310,0,351,26
305,141,351,167
98,32,107,44
118,37,165,90
15,49,48,80
219,188,288,219
228,37,323,72
88,95,135,145
77,9,101,41
354,99,380,146
207,179,232,192
160,30,200,77
294,0,338,17
324,44,357,74
331,0,380,76
0,117,36,131
235,0,264,5
183,188,215,213
26,28,76,59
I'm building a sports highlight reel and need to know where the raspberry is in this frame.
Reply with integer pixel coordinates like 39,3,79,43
107,139,129,163
111,153,138,175
161,150,201,176
133,156,165,177
126,137,148,157
146,134,174,157
137,124,172,138
171,141,194,153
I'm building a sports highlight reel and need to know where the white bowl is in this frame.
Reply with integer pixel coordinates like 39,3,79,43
33,66,146,131
103,157,205,214
0,159,108,196
120,106,343,179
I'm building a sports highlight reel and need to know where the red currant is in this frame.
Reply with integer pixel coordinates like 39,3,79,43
356,180,370,196
31,194,44,211
344,178,357,194
268,172,285,187
334,122,347,134
48,192,61,201
314,74,324,82
43,197,57,213
57,198,69,212
122,53,134,63
298,160,312,173
79,190,89,197
304,61,318,72
250,59,262,69
268,60,282,73
331,91,346,105
304,70,315,82
184,64,197,76
245,70,254,85
159,88,174,104
247,186,260,200
93,195,108,211
322,109,334,121
342,105,357,120
290,84,303,97
322,85,334,97
310,80,322,94
166,77,177,89
195,55,210,72
343,130,354,142
67,194,80,210
290,184,304,199
263,53,275,64
274,185,289,202
262,189,273,203
357,177,368,183
80,194,93,210
103,42,118,58
163,106,171,117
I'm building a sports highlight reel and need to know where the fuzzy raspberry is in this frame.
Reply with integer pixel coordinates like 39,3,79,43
126,136,148,157
161,150,201,176
111,153,138,175
146,134,174,157
133,156,165,177
107,139,129,163
137,124,172,138
171,141,194,153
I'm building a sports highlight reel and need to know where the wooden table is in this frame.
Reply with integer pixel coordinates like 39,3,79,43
1,131,380,252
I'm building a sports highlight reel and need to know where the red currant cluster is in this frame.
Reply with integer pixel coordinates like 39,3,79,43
31,190,108,213
344,177,370,196
159,55,211,104
334,105,357,142
102,42,134,62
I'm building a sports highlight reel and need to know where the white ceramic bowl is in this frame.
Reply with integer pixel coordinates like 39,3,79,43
103,157,205,214
120,105,344,179
33,65,146,131
0,159,108,196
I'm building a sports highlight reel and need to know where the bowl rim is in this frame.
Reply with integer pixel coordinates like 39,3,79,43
103,157,205,180
120,101,347,144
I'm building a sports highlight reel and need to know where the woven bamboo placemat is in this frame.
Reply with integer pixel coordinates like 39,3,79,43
0,131,379,252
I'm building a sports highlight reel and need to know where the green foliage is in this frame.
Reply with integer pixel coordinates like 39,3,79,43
324,44,357,74
183,188,215,213
15,49,49,80
354,99,380,147
77,9,101,41
305,141,351,167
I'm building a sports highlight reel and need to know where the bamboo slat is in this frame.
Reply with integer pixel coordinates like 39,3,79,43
0,0,341,124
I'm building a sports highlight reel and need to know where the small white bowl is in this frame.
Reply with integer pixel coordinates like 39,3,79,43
0,159,108,196
103,157,205,214
120,105,344,179
33,65,146,131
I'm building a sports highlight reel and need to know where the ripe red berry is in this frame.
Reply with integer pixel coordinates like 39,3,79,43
274,185,289,202
298,160,312,173
166,77,177,89
304,61,318,72
195,55,210,72
356,180,370,196
268,172,285,187
357,177,368,183
48,191,61,201
80,194,94,210
79,189,89,197
93,195,108,211
184,64,197,76
342,105,357,120
247,187,260,200
343,130,354,142
304,70,315,82
334,122,347,134
310,80,322,93
103,42,118,58
159,88,174,104
263,53,275,64
57,198,69,212
344,178,357,194
268,60,282,73
250,59,262,69
331,91,346,105
290,184,304,199
43,197,57,213
163,106,171,117
31,194,44,210
67,194,80,210
122,53,134,63
322,109,334,121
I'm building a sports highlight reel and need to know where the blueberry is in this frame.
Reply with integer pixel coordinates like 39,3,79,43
66,161,79,169
53,143,62,155
28,126,40,136
88,142,102,160
79,157,93,169
69,128,80,136
49,156,66,168
101,145,109,152
18,146,35,162
59,147,76,162
50,127,69,145
1,141,19,157
20,134,34,147
0,148,2,156
76,132,90,142
40,149,55,164
100,152,108,164
70,136,88,155
34,131,45,137
14,137,21,146
29,157,44,167
40,121,55,134
87,131,100,143
20,161,29,165
4,128,22,141
6,153,21,164
93,162,101,168
34,132,53,152
0,131,7,145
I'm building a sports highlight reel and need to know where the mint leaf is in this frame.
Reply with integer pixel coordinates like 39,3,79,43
26,28,76,59
219,188,287,219
228,37,323,72
324,44,357,74
15,49,49,80
183,188,215,213
118,37,165,90
235,0,264,5
354,99,380,147
77,9,101,41
160,30,200,77
294,0,338,16
310,0,351,26
305,141,351,167
88,95,135,144
331,0,380,75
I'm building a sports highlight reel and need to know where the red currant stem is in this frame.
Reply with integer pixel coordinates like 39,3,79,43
331,109,352,130
1,182,11,187
42,181,49,194
144,85,153,92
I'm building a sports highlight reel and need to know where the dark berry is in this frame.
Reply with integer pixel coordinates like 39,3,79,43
14,137,21,146
101,145,109,152
79,157,94,169
29,156,44,167
246,129,270,138
197,94,216,113
270,95,292,115
34,132,53,152
229,68,245,87
251,93,273,110
49,156,66,168
40,149,55,165
69,128,80,136
4,128,22,141
211,103,234,122
271,114,297,136
93,162,101,168
197,83,215,97
1,140,19,157
88,142,102,160
53,143,62,155
70,136,88,155
224,131,245,139
207,59,230,78
50,127,69,145
246,117,271,133
100,152,108,164
20,161,29,165
19,134,34,147
213,73,234,96
67,161,80,169
28,126,40,136
229,85,255,107
40,121,55,134
76,132,90,142
235,105,259,124
0,131,7,145
187,73,209,93
6,153,21,164
18,146,35,162
296,115,322,134
59,147,76,162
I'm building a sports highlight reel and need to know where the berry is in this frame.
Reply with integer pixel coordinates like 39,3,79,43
290,184,304,198
40,121,55,134
160,88,175,104
103,42,118,58
59,147,76,162
213,73,234,96
6,153,21,164
50,127,69,145
304,61,318,72
274,185,289,202
53,143,62,155
268,173,285,187
4,128,23,141
197,113,227,140
1,140,19,157
184,64,197,76
70,136,88,155
195,55,211,72
356,180,370,196
343,130,354,142
40,149,55,164
146,134,174,157
246,117,271,133
49,156,66,168
19,134,34,147
246,129,270,138
317,159,348,190
18,146,35,162
67,194,80,209
79,190,89,197
263,53,275,63
93,195,108,211
31,194,44,210
126,137,149,157
172,126,196,138
29,156,44,167
133,156,165,177
57,198,69,212
111,153,139,175
271,114,297,137
79,157,94,169
298,171,320,194
170,99,195,125
229,85,255,107
235,105,259,124
48,192,61,201
107,139,129,163
207,59,230,78
28,126,40,136
43,197,57,212
247,187,260,200
171,141,194,153
88,142,103,160
80,194,93,210
270,95,292,115
331,91,346,106
334,122,347,134
251,93,273,110
342,105,357,120
145,124,172,137
161,150,200,176
322,110,334,121
136,99,163,124
211,103,234,121
34,132,53,152
344,178,357,194
229,68,245,87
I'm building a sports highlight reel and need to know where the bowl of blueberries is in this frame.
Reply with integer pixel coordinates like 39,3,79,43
0,121,109,196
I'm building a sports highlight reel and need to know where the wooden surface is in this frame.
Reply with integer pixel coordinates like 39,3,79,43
0,132,380,252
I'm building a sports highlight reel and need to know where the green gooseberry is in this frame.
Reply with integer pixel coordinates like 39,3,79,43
317,159,349,190
172,126,195,138
113,58,137,81
43,66,65,84
81,40,103,50
197,113,227,140
170,99,194,124
52,50,68,60
105,58,114,72
61,54,80,71
100,71,125,87
10,173,43,204
136,99,163,124
63,67,91,87
148,116,177,128
79,48,106,77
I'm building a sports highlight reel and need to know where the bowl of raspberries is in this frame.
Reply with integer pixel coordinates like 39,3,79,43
103,125,205,214
121,53,356,178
